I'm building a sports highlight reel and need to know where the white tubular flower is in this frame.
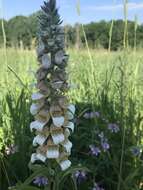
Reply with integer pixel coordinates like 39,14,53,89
64,122,75,132
67,111,74,120
67,104,76,120
31,153,37,163
41,54,51,69
64,128,71,138
61,139,72,153
32,92,44,100
60,160,71,171
36,153,47,162
54,50,65,65
52,116,65,127
33,135,47,146
52,133,65,145
68,104,76,115
30,153,46,163
30,120,46,132
47,148,59,158
30,103,40,115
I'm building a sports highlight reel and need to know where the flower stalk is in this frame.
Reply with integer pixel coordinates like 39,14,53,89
30,0,75,172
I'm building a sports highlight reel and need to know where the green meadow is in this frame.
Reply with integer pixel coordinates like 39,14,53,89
0,47,143,190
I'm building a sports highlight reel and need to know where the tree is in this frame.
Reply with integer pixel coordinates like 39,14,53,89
1,13,143,51
8,16,32,48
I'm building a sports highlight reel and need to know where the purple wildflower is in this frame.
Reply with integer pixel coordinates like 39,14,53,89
90,112,100,118
131,147,141,157
108,123,120,133
89,145,101,156
83,112,91,119
33,176,48,187
83,111,100,119
74,170,87,184
101,140,110,152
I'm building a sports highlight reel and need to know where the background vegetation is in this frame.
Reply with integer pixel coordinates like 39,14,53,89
1,12,143,50
0,48,143,190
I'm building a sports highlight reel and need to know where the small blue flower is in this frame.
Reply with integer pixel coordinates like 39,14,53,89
108,123,120,133
131,147,141,157
90,112,100,118
33,176,48,187
83,111,100,119
101,141,110,152
74,170,87,184
83,112,91,119
89,145,101,156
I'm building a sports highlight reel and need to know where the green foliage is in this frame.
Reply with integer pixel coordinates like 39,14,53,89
7,16,32,48
0,2,143,190
0,89,33,189
1,15,143,50
0,49,143,189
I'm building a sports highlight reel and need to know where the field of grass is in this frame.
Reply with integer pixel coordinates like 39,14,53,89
0,48,143,104
1,48,143,190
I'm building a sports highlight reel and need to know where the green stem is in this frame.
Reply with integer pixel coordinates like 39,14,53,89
108,0,116,52
117,54,127,190
0,0,8,85
134,15,138,52
123,0,128,49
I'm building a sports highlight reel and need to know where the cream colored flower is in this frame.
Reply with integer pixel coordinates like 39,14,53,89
52,133,65,145
41,54,51,69
36,153,47,162
32,92,44,100
60,160,71,171
52,116,65,127
61,139,72,153
64,122,75,132
47,148,59,158
30,103,40,115
66,104,76,120
31,153,46,163
68,104,76,115
33,135,47,146
30,120,46,132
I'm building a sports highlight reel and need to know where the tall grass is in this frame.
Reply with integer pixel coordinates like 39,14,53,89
0,47,143,189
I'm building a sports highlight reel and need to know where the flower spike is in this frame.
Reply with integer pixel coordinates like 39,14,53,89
30,0,75,171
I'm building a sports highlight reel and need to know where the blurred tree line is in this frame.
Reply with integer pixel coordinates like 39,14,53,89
0,12,143,50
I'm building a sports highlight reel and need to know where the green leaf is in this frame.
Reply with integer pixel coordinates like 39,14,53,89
23,166,49,185
71,177,78,190
28,162,43,172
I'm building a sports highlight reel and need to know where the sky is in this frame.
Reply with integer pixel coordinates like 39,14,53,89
0,0,143,24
